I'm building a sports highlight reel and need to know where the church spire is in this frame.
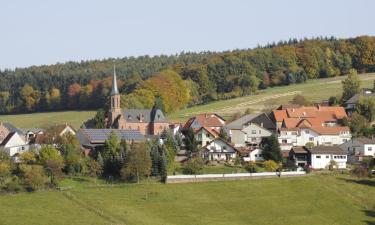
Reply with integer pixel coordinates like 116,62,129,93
111,65,119,95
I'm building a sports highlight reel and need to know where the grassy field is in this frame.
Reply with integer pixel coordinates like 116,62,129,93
1,73,375,127
0,110,96,129
168,73,375,121
0,174,373,225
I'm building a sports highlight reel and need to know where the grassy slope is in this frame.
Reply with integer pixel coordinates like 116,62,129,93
169,73,375,121
0,174,373,225
1,73,374,127
0,110,96,129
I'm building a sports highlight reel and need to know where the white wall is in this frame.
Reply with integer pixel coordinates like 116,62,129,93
204,139,237,161
311,154,346,169
196,129,216,147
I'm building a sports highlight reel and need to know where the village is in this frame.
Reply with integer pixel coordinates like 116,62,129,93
1,69,374,184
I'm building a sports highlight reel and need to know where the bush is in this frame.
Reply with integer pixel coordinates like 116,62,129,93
182,158,204,175
19,165,47,191
351,164,369,178
264,160,280,172
304,165,312,174
284,159,297,171
244,162,258,173
328,160,338,171
4,176,23,193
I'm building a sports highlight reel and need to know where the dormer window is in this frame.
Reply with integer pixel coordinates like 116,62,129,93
128,115,132,120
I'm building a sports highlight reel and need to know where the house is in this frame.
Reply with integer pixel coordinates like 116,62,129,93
76,129,145,152
20,128,45,142
195,126,219,147
272,105,351,151
35,123,76,145
224,113,274,148
309,146,347,169
289,146,309,167
242,148,264,162
339,137,375,163
107,67,169,136
345,88,375,115
0,122,23,143
0,132,30,157
182,113,226,132
201,138,238,161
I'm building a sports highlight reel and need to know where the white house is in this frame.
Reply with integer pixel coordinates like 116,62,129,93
339,137,375,163
195,127,219,147
201,138,238,161
309,146,347,169
243,148,264,162
278,126,351,151
0,132,30,157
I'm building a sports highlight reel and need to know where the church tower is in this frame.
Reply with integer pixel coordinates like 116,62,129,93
109,65,122,128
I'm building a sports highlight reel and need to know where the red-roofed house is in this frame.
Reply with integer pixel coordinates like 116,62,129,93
272,105,351,151
182,113,226,132
195,127,220,147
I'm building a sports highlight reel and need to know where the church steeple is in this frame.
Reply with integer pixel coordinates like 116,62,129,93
109,64,122,128
111,65,119,96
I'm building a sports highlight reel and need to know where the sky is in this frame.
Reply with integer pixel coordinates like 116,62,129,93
1,0,374,69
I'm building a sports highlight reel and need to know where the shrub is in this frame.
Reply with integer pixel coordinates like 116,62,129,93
284,159,297,171
19,165,47,191
264,160,280,172
4,176,23,193
182,158,204,175
244,162,257,173
351,164,369,178
0,162,12,187
304,165,312,174
328,160,338,171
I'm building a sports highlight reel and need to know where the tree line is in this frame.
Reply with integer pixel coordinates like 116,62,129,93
1,36,375,114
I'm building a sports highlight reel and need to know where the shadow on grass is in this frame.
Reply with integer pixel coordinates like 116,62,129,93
363,210,375,225
337,177,375,187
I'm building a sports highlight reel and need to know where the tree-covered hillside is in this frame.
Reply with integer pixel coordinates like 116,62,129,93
0,36,374,114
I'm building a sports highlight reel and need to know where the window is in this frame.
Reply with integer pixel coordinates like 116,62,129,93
206,133,210,138
255,154,258,157
251,138,256,142
334,156,337,159
309,137,314,141
326,155,329,159
282,139,287,143
206,141,210,145
223,146,227,150
368,147,373,151
251,130,256,134
305,130,309,134
316,155,321,159
259,130,261,134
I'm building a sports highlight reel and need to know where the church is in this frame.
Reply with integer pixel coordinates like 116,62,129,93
107,67,170,136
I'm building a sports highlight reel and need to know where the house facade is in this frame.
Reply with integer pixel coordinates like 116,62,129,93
309,146,347,169
272,105,351,151
195,127,219,147
339,137,375,163
107,67,169,136
345,88,375,115
201,138,238,161
225,113,274,148
0,122,23,143
0,132,30,157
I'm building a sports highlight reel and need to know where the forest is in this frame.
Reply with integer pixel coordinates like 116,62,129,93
0,35,374,114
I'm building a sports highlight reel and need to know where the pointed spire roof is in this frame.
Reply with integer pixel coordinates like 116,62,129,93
111,65,119,95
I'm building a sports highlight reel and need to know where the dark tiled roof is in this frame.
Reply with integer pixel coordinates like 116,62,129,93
78,129,145,144
308,146,346,155
346,93,375,104
225,113,275,130
122,109,166,123
355,137,375,145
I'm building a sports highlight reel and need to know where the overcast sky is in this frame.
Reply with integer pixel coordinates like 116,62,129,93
1,0,374,69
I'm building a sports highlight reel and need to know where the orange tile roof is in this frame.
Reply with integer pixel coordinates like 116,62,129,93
183,113,225,130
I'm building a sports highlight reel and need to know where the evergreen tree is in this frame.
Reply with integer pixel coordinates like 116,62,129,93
261,135,282,162
184,128,198,154
159,149,168,183
150,145,160,176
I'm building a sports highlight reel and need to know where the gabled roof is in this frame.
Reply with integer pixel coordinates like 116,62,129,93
0,132,17,146
183,113,225,130
346,93,375,104
195,126,219,138
308,146,346,155
201,137,238,152
20,128,45,134
291,146,308,154
355,137,375,145
225,113,275,130
122,109,166,123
